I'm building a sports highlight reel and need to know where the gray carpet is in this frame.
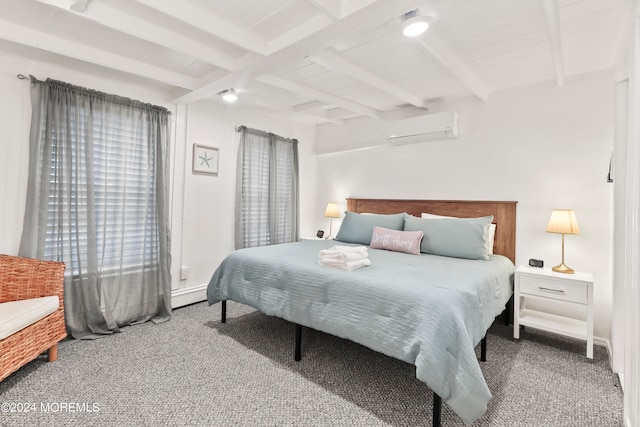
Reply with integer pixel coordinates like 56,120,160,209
0,301,623,426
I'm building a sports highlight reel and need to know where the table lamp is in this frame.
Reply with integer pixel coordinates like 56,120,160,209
324,202,341,239
546,209,580,274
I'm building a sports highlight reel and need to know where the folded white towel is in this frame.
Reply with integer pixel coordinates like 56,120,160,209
318,258,349,266
319,257,371,271
318,245,370,270
319,251,366,262
319,245,368,261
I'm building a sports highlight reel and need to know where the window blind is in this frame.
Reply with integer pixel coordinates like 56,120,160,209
43,106,159,274
236,127,299,249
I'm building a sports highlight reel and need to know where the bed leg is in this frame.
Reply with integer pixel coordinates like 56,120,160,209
433,393,442,427
221,300,227,323
480,335,487,362
294,324,302,361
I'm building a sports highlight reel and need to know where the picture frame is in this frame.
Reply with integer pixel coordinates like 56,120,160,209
192,144,219,176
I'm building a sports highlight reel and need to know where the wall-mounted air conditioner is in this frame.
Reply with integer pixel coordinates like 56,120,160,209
383,111,459,145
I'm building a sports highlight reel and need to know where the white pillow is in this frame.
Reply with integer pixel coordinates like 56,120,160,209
421,212,496,254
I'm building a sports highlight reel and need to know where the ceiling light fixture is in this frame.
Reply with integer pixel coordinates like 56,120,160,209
401,9,430,37
219,88,238,102
70,0,92,13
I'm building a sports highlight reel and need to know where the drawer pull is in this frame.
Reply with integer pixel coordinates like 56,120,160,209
538,286,565,294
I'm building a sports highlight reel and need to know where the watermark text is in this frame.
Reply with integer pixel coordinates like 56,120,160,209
1,402,100,413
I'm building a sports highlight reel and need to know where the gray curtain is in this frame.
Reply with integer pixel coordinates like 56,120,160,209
235,126,299,249
19,77,172,339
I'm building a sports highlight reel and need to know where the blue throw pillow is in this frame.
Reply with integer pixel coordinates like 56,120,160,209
403,215,493,260
335,212,405,245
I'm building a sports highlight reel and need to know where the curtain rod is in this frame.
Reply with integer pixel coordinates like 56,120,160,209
15,74,172,115
235,125,297,143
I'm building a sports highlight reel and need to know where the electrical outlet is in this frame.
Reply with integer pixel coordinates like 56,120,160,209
180,267,189,280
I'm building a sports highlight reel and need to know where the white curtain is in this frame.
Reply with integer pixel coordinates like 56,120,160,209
19,77,172,339
235,126,299,249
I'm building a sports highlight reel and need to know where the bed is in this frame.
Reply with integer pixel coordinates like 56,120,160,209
207,198,517,426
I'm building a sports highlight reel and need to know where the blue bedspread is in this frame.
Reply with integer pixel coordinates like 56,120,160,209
207,239,514,424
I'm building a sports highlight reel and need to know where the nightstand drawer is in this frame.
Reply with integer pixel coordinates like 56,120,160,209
519,275,587,304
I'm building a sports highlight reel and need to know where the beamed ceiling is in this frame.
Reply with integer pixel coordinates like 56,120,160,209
0,0,632,124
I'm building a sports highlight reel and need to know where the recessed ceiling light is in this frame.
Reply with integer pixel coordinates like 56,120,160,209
403,18,429,37
400,10,430,37
219,88,238,102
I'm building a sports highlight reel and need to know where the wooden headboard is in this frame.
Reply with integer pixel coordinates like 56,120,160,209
346,198,517,263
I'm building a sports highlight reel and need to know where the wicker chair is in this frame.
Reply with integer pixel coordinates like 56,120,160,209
0,254,67,382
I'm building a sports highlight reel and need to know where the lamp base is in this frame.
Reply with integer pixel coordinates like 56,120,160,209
325,220,334,240
552,262,575,274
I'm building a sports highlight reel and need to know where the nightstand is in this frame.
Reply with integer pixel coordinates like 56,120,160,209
514,265,594,358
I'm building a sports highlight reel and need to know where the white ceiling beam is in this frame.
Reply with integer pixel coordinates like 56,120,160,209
414,36,490,100
305,0,343,19
304,0,378,19
542,0,565,87
267,14,333,55
238,105,328,125
342,0,379,17
35,0,239,71
173,0,426,105
305,110,346,125
34,0,72,8
136,0,266,55
292,103,359,120
307,48,425,107
293,101,329,111
0,18,198,89
326,107,361,119
256,74,381,118
195,69,232,89
238,94,345,125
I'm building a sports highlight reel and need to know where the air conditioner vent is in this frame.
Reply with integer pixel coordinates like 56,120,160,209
384,111,459,145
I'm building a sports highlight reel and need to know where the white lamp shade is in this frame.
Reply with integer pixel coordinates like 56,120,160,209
324,202,341,218
546,209,580,235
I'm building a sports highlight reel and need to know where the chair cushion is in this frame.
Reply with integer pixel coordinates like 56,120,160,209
0,296,59,340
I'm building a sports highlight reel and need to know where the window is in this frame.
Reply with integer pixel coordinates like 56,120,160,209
20,77,172,338
43,107,159,274
235,126,299,249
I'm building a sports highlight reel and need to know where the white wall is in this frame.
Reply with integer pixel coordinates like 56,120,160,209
315,70,615,342
622,3,640,424
0,52,318,308
613,79,628,379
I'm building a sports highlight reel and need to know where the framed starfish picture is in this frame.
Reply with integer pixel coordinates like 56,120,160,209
192,144,219,175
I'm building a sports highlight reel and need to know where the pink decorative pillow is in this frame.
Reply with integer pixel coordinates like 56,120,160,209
370,226,424,255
